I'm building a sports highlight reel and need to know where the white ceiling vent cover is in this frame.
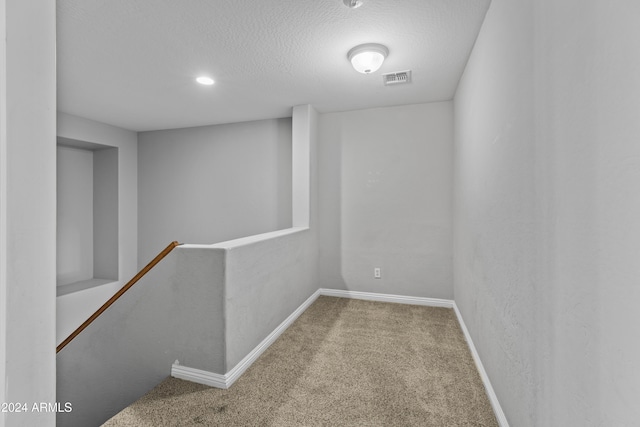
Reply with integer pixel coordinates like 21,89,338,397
383,70,412,86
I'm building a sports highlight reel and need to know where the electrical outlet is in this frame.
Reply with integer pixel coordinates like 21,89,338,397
374,268,381,279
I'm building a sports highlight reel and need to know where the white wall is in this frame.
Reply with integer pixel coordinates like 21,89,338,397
56,112,138,345
453,0,537,424
318,103,453,299
454,0,640,425
138,118,292,263
0,1,57,425
57,146,94,285
535,1,640,425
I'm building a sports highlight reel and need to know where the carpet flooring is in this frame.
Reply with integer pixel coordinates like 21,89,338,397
103,296,499,426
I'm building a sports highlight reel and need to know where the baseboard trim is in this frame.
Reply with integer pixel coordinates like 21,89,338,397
171,288,321,389
453,302,509,427
171,363,228,389
319,288,454,308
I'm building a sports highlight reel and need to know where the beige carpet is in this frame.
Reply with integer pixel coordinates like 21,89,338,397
104,296,498,426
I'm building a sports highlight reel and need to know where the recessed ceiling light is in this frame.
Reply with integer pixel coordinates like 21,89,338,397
196,76,214,85
347,44,389,74
343,0,363,8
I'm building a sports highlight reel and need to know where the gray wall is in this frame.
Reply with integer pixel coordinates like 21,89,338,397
138,118,292,263
57,106,318,427
454,0,640,425
225,105,318,367
56,248,226,427
57,144,119,286
0,1,57,425
57,146,95,285
93,147,119,280
318,103,453,299
56,113,138,345
224,229,318,368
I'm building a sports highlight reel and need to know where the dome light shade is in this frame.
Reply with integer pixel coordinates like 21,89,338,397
196,76,214,85
347,43,389,74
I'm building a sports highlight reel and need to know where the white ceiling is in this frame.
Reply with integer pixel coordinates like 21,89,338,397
57,0,490,132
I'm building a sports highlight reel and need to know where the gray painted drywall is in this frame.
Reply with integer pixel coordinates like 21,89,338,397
56,113,138,345
0,1,57,425
138,118,292,264
56,248,226,427
93,147,119,280
224,230,317,368
318,103,453,299
57,146,95,285
219,230,317,371
56,145,119,286
454,0,640,425
57,105,318,426
223,108,317,368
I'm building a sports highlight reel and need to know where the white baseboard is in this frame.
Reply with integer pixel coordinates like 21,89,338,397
171,363,228,389
319,288,454,308
172,288,507,427
172,289,321,389
453,302,509,427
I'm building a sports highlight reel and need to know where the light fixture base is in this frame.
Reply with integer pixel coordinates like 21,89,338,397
343,0,364,8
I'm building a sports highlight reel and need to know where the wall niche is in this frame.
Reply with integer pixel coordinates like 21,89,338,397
57,137,118,296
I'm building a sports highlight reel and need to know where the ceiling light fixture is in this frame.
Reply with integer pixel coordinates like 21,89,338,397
343,0,363,8
347,43,388,74
196,76,214,85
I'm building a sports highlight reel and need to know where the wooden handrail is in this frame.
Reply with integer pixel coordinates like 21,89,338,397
56,241,182,353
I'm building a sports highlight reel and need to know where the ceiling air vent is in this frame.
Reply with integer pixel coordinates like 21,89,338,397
383,70,412,86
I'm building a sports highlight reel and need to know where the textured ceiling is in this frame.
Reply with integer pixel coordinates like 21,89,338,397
57,0,490,131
